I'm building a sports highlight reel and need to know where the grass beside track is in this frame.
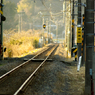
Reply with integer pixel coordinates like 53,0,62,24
66,66,85,95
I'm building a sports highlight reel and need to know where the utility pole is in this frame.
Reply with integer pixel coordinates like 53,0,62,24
69,0,72,58
18,11,24,32
32,0,35,33
46,18,49,44
77,0,82,60
49,20,51,42
85,0,94,94
49,3,51,43
64,0,67,47
56,20,58,43
21,12,22,32
42,17,44,46
18,14,21,32
93,0,95,94
48,18,50,43
71,0,74,56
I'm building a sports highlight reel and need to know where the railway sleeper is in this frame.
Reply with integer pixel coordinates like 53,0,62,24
23,58,53,62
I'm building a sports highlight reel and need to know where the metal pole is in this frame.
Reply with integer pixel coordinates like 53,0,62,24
65,0,67,47
85,0,94,94
77,0,81,61
46,18,48,44
32,0,35,33
18,14,20,32
63,0,65,45
49,20,51,42
56,20,58,43
63,1,65,24
69,0,72,58
82,10,86,65
21,12,22,32
71,0,74,56
48,18,50,43
93,0,95,94
19,14,21,32
43,17,44,46
57,23,58,43
0,0,3,60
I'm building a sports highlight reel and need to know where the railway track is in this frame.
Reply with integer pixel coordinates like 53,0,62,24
0,44,58,95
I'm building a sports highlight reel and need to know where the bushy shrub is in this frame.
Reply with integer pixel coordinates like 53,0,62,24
3,30,40,57
33,38,39,48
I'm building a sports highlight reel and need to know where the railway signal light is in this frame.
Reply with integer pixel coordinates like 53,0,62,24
0,3,6,21
0,3,4,8
1,15,6,21
4,47,6,52
43,24,46,29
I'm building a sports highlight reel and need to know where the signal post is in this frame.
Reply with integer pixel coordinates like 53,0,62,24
0,0,3,60
0,0,6,60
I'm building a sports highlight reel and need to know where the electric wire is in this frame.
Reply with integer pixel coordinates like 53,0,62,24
40,0,69,24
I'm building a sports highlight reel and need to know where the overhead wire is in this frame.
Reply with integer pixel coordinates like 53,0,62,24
40,0,70,17
50,2,62,11
40,0,54,20
40,0,51,13
42,0,63,15
40,0,65,24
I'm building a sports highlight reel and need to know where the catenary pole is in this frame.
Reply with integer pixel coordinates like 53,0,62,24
56,19,58,43
77,0,81,61
49,20,51,42
93,0,95,94
32,0,35,33
46,18,49,44
82,6,86,65
64,0,67,47
43,17,44,46
71,0,74,56
85,0,94,94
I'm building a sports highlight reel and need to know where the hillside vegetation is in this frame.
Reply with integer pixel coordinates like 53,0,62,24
3,29,41,57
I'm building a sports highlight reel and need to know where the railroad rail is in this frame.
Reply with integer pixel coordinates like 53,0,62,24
0,44,58,95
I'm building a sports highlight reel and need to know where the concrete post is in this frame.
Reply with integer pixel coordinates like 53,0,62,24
77,0,82,61
85,0,94,94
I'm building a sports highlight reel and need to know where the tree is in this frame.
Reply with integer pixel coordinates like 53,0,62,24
17,0,33,17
